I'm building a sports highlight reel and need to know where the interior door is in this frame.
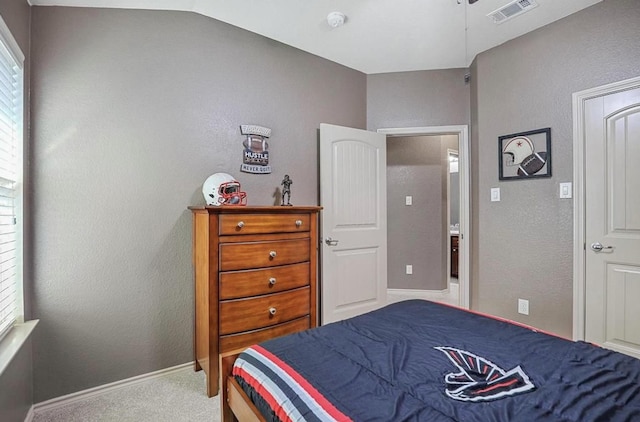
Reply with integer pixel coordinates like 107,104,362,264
319,123,387,324
584,86,640,359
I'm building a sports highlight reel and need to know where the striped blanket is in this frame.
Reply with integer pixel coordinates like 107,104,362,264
233,300,640,422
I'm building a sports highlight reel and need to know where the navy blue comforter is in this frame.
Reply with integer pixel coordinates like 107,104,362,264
234,300,640,421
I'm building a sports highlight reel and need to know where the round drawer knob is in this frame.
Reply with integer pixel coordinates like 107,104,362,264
269,251,277,258
269,307,277,316
269,277,277,285
295,220,303,227
237,221,245,228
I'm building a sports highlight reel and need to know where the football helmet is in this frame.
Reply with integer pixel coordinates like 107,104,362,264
202,173,247,206
502,136,534,166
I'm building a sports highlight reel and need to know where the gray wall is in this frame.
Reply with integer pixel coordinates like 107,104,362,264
450,171,459,227
30,6,365,402
387,135,458,290
470,0,640,337
367,68,471,130
0,337,33,422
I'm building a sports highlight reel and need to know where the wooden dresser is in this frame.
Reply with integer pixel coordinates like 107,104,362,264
189,205,321,397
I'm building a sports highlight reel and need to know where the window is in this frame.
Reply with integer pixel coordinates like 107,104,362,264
0,16,24,339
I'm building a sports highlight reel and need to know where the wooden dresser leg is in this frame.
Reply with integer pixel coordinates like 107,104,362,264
207,370,219,398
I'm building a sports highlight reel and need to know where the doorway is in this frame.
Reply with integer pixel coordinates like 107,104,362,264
448,149,460,283
378,126,470,309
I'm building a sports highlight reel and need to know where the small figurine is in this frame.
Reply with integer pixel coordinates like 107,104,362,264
281,174,293,206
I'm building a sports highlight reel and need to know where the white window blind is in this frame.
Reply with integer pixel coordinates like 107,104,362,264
0,17,24,339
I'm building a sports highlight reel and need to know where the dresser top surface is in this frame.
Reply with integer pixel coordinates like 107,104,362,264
189,205,322,213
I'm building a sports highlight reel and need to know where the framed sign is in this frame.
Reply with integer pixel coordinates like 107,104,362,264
498,128,551,180
240,124,272,174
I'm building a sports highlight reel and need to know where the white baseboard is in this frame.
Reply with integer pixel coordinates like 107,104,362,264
387,286,458,306
32,362,194,415
23,405,34,422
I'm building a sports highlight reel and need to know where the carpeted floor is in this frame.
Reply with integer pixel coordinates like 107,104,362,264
32,367,220,422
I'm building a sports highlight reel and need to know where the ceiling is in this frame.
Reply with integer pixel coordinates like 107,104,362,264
28,0,602,74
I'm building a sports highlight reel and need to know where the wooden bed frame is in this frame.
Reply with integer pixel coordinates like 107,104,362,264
220,348,264,422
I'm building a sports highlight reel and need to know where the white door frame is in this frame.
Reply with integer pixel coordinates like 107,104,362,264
377,125,470,309
572,75,640,341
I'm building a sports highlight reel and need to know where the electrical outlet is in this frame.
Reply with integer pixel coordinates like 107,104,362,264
518,299,529,315
405,196,413,206
406,265,413,275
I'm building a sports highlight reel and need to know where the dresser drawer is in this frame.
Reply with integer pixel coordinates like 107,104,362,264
219,213,310,235
219,238,310,271
220,317,310,352
219,287,310,335
220,262,310,300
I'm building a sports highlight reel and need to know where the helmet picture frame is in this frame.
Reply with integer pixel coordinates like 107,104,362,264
498,127,551,181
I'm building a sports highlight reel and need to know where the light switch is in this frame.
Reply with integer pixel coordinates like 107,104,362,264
491,188,500,202
559,182,572,199
405,196,412,206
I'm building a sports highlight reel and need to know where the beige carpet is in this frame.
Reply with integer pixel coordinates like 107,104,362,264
32,367,220,422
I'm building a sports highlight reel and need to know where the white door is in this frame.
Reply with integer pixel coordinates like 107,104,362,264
584,86,640,359
319,123,387,324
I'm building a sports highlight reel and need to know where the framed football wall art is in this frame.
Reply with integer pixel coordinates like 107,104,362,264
498,128,551,180
240,124,272,174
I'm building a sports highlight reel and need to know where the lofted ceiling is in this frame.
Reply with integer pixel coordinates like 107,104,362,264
28,0,602,74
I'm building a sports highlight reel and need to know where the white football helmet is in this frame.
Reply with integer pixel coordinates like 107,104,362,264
502,136,534,166
202,173,247,206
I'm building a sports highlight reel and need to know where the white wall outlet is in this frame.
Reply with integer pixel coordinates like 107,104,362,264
518,298,529,315
406,265,413,275
491,187,500,202
559,182,572,199
405,195,413,206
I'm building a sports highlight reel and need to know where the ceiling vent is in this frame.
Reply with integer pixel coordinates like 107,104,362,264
487,0,539,24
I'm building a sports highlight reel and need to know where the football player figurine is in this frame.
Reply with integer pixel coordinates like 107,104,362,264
281,174,292,206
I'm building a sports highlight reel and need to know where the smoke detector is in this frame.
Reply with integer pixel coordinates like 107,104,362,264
327,12,346,28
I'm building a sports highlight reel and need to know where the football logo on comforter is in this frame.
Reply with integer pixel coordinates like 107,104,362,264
435,347,535,402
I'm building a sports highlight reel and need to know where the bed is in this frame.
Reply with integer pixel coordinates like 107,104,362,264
220,300,640,421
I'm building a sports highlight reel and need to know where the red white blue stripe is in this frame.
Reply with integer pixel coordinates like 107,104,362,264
233,345,352,422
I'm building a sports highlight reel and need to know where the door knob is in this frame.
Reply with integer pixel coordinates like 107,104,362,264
325,237,339,246
590,242,613,252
